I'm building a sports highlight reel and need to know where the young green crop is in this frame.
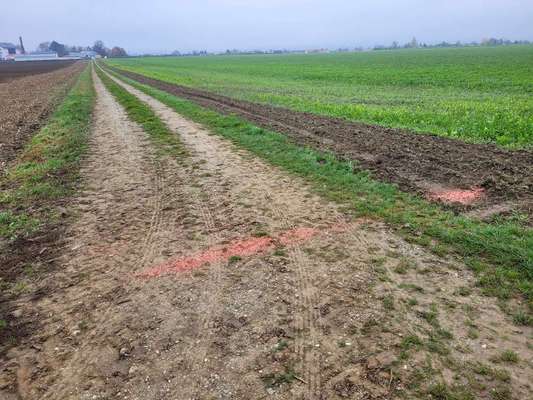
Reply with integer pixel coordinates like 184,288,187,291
107,45,533,149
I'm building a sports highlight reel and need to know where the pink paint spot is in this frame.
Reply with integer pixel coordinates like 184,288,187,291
428,187,485,205
137,226,326,278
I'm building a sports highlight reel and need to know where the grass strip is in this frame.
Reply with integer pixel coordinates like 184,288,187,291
102,65,533,311
0,65,95,240
95,66,186,159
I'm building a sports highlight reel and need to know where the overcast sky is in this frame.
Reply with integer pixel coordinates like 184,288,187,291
1,0,533,54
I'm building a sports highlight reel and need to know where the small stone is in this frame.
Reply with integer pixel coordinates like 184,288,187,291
266,388,275,395
119,347,130,358
376,351,396,366
367,357,379,369
11,309,23,318
128,365,140,375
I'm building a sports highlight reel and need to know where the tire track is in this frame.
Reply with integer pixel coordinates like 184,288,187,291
102,67,332,399
186,183,226,397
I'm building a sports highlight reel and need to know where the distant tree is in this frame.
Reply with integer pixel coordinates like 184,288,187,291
92,40,108,57
392,41,399,49
49,40,67,56
409,37,418,48
37,41,50,52
110,46,128,58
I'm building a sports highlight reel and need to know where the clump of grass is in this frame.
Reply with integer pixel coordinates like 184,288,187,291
382,294,395,310
261,366,296,388
427,382,475,400
490,387,512,400
491,350,519,364
394,257,415,274
272,339,289,352
252,230,269,238
228,255,242,264
273,248,287,257
399,283,425,293
469,361,511,382
401,334,423,350
426,335,450,355
512,310,532,326
419,308,439,327
360,317,378,335
467,328,479,340
454,286,472,296
407,298,419,307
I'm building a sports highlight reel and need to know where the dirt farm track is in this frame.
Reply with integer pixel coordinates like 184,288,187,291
0,63,531,399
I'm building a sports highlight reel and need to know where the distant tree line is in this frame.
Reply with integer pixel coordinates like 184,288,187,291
163,36,532,58
373,37,531,51
36,40,128,58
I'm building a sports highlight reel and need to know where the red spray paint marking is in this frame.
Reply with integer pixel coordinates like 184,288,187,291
137,226,323,278
428,187,485,205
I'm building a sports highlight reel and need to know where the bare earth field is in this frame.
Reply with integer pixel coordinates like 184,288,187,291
0,60,78,83
0,61,86,171
111,67,533,217
1,66,530,400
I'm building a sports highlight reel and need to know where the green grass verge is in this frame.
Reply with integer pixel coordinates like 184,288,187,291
95,66,186,159
0,65,95,240
102,65,533,312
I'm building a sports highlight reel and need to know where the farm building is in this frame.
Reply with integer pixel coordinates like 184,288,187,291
66,50,98,59
0,42,17,60
15,51,58,61
82,50,98,59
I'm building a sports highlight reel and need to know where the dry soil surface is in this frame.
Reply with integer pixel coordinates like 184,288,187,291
0,60,78,83
1,67,530,400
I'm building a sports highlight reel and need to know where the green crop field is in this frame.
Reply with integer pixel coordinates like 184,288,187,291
107,45,533,148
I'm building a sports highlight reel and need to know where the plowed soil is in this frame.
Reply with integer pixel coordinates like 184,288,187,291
2,66,530,400
0,60,78,83
111,67,533,215
0,61,85,172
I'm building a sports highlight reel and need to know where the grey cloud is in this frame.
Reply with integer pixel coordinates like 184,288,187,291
1,0,532,54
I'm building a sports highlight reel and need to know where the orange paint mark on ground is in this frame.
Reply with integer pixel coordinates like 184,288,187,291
137,226,325,278
428,187,485,205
